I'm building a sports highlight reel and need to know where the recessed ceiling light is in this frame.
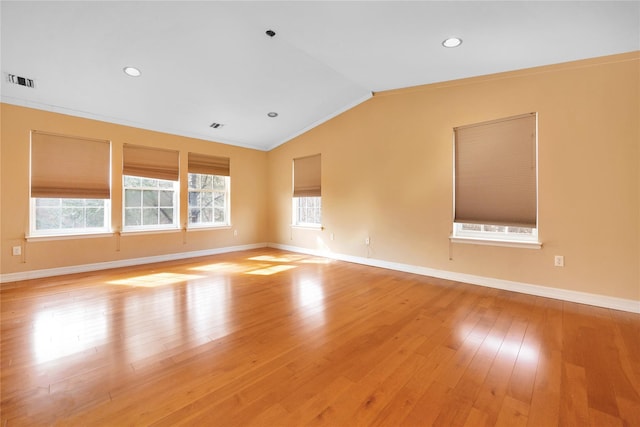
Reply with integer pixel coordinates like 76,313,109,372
123,66,141,77
267,112,278,118
442,37,462,48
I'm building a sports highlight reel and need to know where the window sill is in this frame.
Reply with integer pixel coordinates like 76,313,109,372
187,225,231,232
121,228,181,236
449,235,542,249
291,224,323,230
27,231,114,242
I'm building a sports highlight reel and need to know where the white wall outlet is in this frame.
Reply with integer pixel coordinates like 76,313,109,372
365,237,370,245
233,229,238,236
554,255,564,267
12,246,21,256
330,233,334,241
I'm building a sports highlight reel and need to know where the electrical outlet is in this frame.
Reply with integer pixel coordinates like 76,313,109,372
12,246,21,256
233,229,238,236
554,255,564,267
330,233,334,241
365,237,370,245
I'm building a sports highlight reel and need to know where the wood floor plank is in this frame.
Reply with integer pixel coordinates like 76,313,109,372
1,248,639,426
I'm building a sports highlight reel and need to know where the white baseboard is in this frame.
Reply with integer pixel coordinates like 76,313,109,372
0,243,267,284
267,243,640,314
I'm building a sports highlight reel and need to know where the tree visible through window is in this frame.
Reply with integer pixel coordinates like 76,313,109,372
294,196,321,226
32,198,108,234
123,176,178,228
188,173,230,226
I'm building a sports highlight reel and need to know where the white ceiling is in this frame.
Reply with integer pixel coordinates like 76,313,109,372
2,1,639,151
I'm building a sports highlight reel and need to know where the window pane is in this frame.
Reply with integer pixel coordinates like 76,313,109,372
143,208,158,225
125,208,141,226
86,208,104,228
141,178,157,188
212,175,226,190
159,191,173,207
188,192,198,208
461,223,481,231
508,226,533,234
214,193,225,208
142,190,158,207
159,208,173,224
188,173,199,190
200,192,213,207
62,199,84,207
61,208,85,228
202,208,214,223
203,175,215,189
189,209,200,223
36,208,60,230
125,189,142,207
86,199,103,207
214,208,224,222
123,176,141,187
36,198,61,207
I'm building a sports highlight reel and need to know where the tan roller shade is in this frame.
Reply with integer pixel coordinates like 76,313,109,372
31,131,111,199
293,154,321,197
123,144,179,181
454,113,537,228
188,153,230,176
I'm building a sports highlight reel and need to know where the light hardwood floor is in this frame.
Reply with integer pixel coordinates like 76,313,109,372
1,248,639,426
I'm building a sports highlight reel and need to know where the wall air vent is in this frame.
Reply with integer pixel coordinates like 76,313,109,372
7,73,35,88
209,123,224,129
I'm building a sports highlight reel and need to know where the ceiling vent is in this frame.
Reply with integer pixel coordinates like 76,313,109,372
209,122,224,129
7,73,35,88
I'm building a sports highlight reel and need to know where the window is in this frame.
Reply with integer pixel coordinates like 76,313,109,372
187,153,231,228
188,174,230,226
294,196,322,226
30,131,111,236
452,113,539,246
31,198,109,235
122,144,179,231
123,176,178,228
293,154,321,227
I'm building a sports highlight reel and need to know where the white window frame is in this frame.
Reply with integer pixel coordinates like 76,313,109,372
122,175,179,231
293,196,322,228
451,222,541,249
187,173,230,228
29,197,111,238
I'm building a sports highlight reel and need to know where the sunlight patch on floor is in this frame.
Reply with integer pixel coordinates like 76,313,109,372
108,272,204,287
249,254,307,263
190,262,244,273
246,265,297,275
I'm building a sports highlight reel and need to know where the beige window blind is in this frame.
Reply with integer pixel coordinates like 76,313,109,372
454,113,537,228
31,131,111,199
123,144,179,181
293,154,321,197
188,153,230,176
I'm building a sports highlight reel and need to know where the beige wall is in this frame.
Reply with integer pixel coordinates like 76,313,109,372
2,53,638,303
1,104,268,274
267,53,640,301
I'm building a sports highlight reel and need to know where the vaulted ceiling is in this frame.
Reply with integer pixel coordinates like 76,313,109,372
2,1,638,151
